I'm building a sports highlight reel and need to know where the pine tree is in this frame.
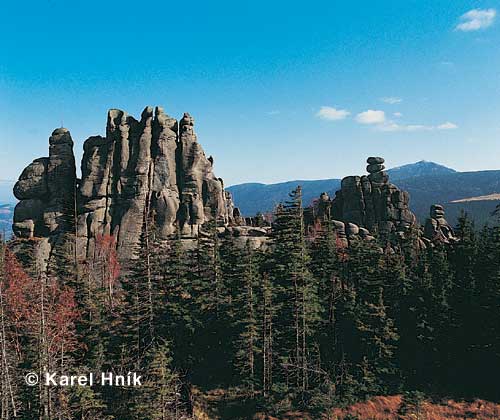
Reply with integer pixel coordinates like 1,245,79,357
355,287,398,396
446,212,479,395
132,340,183,420
0,240,19,419
308,218,342,387
158,232,195,373
472,220,500,399
225,242,261,394
60,233,123,419
378,246,410,390
332,284,359,404
345,240,399,396
120,226,158,370
427,243,453,392
259,272,274,398
187,219,226,387
400,246,451,393
270,187,321,403
2,248,79,419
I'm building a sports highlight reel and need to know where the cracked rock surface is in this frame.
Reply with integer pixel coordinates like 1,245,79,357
13,107,239,260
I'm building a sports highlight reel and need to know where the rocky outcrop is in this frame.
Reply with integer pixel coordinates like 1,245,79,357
312,159,460,249
13,107,242,260
13,128,76,239
312,191,376,247
423,204,457,244
311,157,417,245
13,127,457,262
329,157,417,241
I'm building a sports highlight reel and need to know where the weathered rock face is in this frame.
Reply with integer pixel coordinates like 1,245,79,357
314,157,417,243
13,107,240,260
313,192,376,247
13,128,76,239
423,204,457,244
331,157,417,239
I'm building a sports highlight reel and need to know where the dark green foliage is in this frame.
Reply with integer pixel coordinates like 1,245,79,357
468,219,500,400
222,242,261,392
7,190,500,418
130,340,183,420
398,390,426,420
268,187,321,405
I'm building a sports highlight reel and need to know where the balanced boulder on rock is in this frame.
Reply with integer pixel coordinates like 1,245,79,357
329,157,417,241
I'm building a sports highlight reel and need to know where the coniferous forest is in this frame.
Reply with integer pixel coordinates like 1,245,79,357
2,188,500,419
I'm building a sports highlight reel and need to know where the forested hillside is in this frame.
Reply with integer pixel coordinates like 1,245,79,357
2,188,500,419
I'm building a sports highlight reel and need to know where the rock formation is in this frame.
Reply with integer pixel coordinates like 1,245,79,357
13,127,456,262
423,204,457,244
312,191,377,247
312,159,461,249
13,107,242,260
312,157,417,245
13,128,76,239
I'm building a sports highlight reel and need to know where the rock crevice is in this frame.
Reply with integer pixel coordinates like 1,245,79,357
13,106,239,259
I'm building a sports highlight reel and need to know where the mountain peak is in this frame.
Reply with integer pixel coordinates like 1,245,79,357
387,161,456,180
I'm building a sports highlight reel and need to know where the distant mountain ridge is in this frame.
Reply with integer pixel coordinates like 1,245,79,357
0,203,14,238
2,162,500,233
227,161,500,226
388,160,456,179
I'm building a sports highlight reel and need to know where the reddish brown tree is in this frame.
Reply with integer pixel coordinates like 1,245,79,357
2,248,80,419
92,234,121,310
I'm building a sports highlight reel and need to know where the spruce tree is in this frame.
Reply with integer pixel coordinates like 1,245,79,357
346,240,399,396
269,187,321,403
131,340,183,420
472,220,500,399
427,243,453,391
309,218,342,388
158,232,195,373
187,217,228,387
447,212,478,395
227,242,261,394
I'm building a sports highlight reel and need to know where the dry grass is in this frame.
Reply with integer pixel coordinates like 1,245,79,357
195,391,500,419
254,413,313,420
328,395,402,419
327,395,500,419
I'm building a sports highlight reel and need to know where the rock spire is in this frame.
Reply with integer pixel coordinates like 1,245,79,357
13,107,240,260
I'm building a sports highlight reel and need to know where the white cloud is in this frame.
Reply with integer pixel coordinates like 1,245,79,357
356,110,386,124
378,123,430,132
316,106,350,121
455,8,496,31
381,97,402,104
267,110,280,116
437,122,458,130
378,121,458,132
318,104,458,133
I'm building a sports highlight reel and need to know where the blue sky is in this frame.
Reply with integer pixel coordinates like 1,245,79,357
1,0,499,185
